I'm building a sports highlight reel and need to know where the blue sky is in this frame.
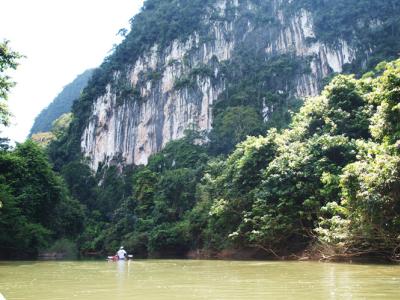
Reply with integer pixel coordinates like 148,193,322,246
0,0,144,142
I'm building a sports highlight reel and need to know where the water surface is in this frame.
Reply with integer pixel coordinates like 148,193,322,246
1,260,399,299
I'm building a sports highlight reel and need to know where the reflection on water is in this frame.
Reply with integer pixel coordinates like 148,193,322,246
0,260,399,300
116,259,127,275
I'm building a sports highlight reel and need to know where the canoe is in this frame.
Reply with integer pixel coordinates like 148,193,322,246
107,255,133,261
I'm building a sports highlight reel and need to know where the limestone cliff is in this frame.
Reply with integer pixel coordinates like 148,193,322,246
79,0,366,169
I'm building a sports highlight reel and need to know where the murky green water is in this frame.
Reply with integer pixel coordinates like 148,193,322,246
0,260,399,299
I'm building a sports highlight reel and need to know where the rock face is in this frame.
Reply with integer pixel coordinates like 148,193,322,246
81,0,357,169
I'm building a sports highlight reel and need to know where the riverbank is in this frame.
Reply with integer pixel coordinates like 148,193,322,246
186,245,400,264
19,238,399,264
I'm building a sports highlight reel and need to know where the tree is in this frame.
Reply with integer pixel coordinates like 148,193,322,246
0,141,84,258
370,60,400,143
316,60,400,261
209,106,265,155
340,143,400,258
0,40,22,127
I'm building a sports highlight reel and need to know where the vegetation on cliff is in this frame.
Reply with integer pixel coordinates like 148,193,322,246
50,0,400,167
2,0,400,261
50,0,215,165
0,42,83,259
29,69,93,136
45,0,400,261
291,0,400,70
50,59,400,261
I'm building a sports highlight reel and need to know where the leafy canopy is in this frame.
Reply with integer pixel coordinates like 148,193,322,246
0,40,22,126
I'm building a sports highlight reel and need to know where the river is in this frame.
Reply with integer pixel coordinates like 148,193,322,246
0,260,399,299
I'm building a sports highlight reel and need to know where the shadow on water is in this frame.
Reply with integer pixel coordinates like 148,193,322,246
0,261,38,267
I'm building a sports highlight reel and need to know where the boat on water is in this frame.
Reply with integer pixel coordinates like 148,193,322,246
107,255,133,261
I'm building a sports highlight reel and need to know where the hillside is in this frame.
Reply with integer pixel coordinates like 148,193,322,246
29,69,93,135
41,0,400,260
4,0,400,261
51,59,400,261
51,0,400,170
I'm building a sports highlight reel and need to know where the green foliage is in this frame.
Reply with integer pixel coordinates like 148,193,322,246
30,132,56,148
216,52,306,111
316,141,400,259
51,0,400,176
208,52,306,154
0,183,51,258
313,61,400,259
203,133,279,249
49,59,400,260
0,40,22,127
0,141,84,258
74,133,209,257
42,0,400,260
369,60,400,143
338,143,400,257
0,41,85,259
173,64,215,91
147,130,208,172
203,59,400,258
51,113,73,138
153,168,197,223
173,76,195,90
30,113,73,149
30,70,93,135
289,75,372,141
244,135,356,250
209,106,265,155
148,222,190,257
95,166,128,217
52,0,214,164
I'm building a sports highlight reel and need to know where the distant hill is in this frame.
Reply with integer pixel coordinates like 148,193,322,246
29,69,93,135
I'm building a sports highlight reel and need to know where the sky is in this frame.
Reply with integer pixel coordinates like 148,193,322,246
0,0,144,142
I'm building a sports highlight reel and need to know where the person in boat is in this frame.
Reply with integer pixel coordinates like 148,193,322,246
116,246,127,260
